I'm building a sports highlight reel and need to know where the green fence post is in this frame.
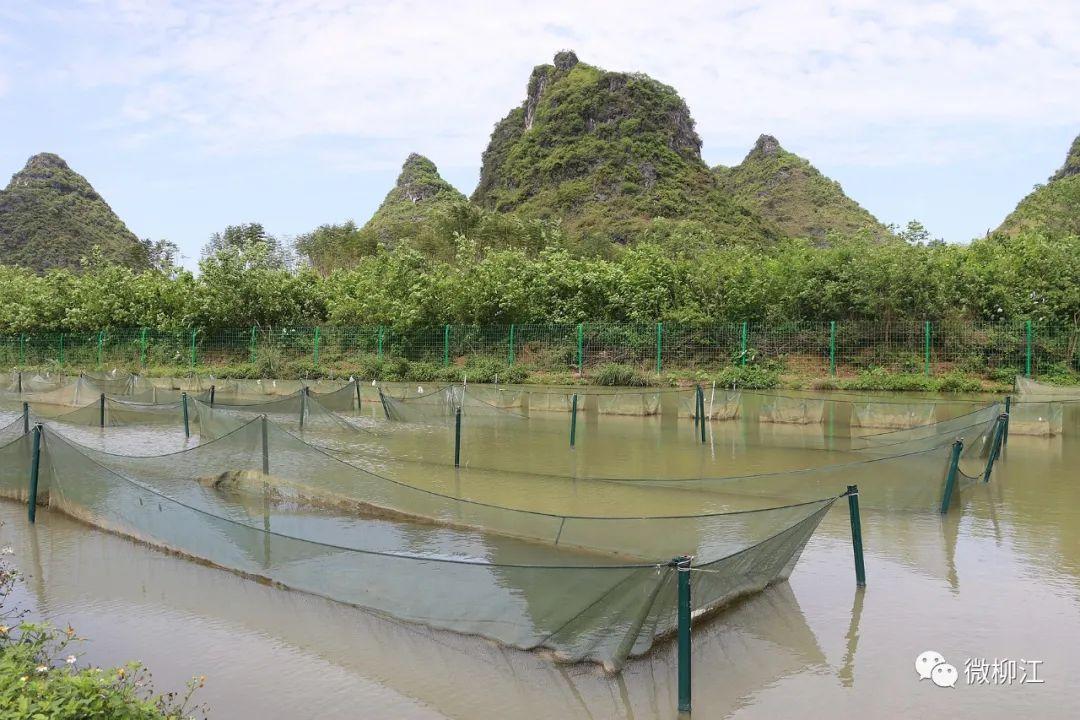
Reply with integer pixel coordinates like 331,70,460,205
454,406,462,468
983,414,1007,483
939,440,963,514
313,327,321,367
674,555,692,713
508,324,516,365
27,424,42,524
19,333,25,366
181,393,190,438
249,326,257,364
140,327,148,367
97,330,104,368
261,415,270,474
924,321,932,376
846,485,866,586
189,328,197,370
576,323,584,375
656,322,663,375
1025,319,1032,377
443,324,450,367
570,393,578,448
740,321,748,366
377,326,384,360
59,333,64,368
1003,396,1011,446
829,320,837,376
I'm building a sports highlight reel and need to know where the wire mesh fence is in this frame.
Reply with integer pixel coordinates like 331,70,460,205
0,320,1076,377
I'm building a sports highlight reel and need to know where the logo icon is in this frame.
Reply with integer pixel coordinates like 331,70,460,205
915,650,955,688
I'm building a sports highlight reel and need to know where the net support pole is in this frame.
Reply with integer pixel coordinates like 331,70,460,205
209,385,216,408
299,386,307,430
570,393,578,448
846,485,867,586
576,323,584,376
740,321,748,366
1024,319,1032,377
261,415,270,475
939,440,964,514
313,327,321,367
98,393,105,428
983,414,1007,483
454,406,462,468
27,424,42,524
1003,396,1011,446
22,401,29,435
181,393,190,438
508,324,515,365
656,322,663,375
355,380,362,413
829,321,837,376
140,327,148,367
16,371,22,394
674,555,692,713
924,321,931,376
699,386,706,443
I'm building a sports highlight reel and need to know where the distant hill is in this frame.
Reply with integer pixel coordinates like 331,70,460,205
471,51,775,245
716,135,890,243
0,153,149,271
997,134,1080,238
356,153,468,249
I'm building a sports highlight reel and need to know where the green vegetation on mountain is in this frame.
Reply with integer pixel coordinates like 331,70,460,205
0,153,155,271
298,154,467,272
716,135,890,242
471,51,774,245
997,134,1080,238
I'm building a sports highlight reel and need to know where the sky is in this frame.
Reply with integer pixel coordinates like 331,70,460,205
0,0,1077,269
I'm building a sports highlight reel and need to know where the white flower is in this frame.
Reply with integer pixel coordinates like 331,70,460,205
65,655,77,665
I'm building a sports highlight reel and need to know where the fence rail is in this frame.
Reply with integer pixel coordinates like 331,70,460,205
0,320,1077,378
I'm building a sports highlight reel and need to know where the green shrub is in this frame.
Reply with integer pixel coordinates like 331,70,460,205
592,363,652,387
712,364,780,389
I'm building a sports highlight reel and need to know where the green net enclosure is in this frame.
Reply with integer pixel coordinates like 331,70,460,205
27,421,840,671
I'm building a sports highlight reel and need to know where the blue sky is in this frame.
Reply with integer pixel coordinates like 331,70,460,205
0,1,1077,269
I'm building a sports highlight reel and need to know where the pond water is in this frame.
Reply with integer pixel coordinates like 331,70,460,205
1,388,1077,719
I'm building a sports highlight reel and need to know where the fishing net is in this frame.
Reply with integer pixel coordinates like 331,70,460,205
1015,376,1080,399
25,420,840,670
1008,401,1065,436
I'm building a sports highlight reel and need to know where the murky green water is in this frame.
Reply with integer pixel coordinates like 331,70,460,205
1,389,1077,718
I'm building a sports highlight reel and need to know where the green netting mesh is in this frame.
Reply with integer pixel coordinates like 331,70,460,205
23,421,839,670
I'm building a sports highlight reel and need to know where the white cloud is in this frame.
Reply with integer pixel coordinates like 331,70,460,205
12,0,1080,173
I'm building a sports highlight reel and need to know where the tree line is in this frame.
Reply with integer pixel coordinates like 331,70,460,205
0,221,1076,334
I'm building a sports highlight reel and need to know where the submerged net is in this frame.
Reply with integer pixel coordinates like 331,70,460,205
12,419,841,670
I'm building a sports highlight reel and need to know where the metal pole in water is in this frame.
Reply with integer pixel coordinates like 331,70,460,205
28,424,42,524
1003,396,1011,446
983,414,1006,483
22,402,29,435
454,406,462,468
16,370,22,394
261,415,270,475
355,380,362,413
181,392,190,438
299,386,307,430
570,393,578,448
99,392,105,428
209,384,216,408
846,485,867,586
939,439,964,514
698,386,706,444
675,555,692,713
